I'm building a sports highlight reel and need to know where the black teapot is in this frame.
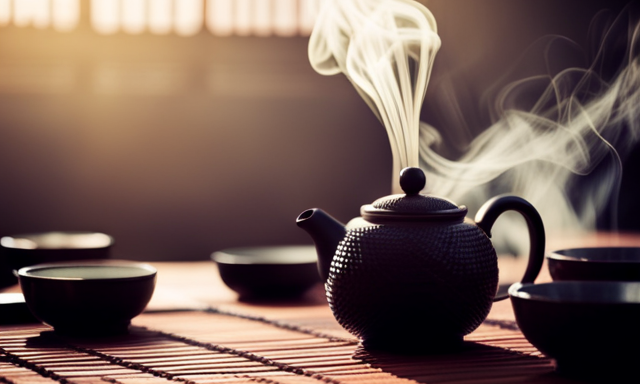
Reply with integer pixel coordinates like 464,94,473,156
297,167,545,351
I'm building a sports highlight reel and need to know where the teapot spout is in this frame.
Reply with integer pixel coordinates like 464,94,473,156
296,209,346,283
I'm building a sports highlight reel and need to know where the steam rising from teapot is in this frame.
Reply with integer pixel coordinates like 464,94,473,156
308,0,440,194
310,1,640,254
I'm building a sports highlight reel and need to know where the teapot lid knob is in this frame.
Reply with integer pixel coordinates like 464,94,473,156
399,167,426,196
362,166,466,223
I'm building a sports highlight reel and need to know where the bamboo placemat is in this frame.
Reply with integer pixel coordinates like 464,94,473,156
0,307,571,384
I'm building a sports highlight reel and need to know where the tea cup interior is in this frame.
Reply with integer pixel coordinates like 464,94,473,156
25,265,154,279
212,245,318,265
509,280,640,303
550,247,640,262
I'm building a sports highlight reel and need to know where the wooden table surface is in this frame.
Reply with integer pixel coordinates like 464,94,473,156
1,232,639,384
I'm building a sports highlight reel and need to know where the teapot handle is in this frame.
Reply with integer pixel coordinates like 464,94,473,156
475,195,545,302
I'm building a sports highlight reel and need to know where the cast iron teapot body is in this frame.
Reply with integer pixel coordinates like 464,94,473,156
297,167,545,350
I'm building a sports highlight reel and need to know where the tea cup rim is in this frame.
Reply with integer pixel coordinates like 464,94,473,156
508,280,640,304
17,260,156,282
547,246,640,263
1,231,114,250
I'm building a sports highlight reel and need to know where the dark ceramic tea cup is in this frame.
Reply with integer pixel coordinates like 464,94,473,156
547,247,640,281
211,246,320,299
18,260,156,336
1,231,113,270
0,231,113,288
509,281,640,378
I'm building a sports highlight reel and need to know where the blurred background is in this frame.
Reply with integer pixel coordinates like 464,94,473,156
0,0,637,261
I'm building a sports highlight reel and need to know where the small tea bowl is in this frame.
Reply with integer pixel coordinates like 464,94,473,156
547,247,640,281
211,246,320,299
18,260,156,336
509,281,640,378
1,231,114,272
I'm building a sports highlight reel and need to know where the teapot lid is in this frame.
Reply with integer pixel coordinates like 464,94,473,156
361,167,467,224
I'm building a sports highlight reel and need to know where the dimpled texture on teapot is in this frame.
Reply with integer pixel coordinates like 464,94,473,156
371,195,458,213
325,221,498,346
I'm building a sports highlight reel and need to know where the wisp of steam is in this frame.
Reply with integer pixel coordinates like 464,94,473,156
310,1,640,254
421,10,640,253
308,0,440,193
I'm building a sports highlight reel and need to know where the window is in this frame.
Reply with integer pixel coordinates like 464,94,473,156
0,0,79,31
0,0,323,36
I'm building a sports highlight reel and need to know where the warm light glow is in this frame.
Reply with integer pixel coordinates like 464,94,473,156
13,0,35,27
122,0,146,34
234,0,252,36
0,0,10,26
32,0,51,29
51,0,78,31
274,0,297,36
253,0,271,37
91,0,119,34
148,0,172,34
174,0,203,36
1,0,319,36
10,0,75,30
299,0,320,35
206,0,233,36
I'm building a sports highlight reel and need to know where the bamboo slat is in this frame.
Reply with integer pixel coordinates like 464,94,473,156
0,309,569,384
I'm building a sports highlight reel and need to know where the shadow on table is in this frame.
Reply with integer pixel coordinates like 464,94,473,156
25,327,162,350
353,341,588,384
236,283,328,307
